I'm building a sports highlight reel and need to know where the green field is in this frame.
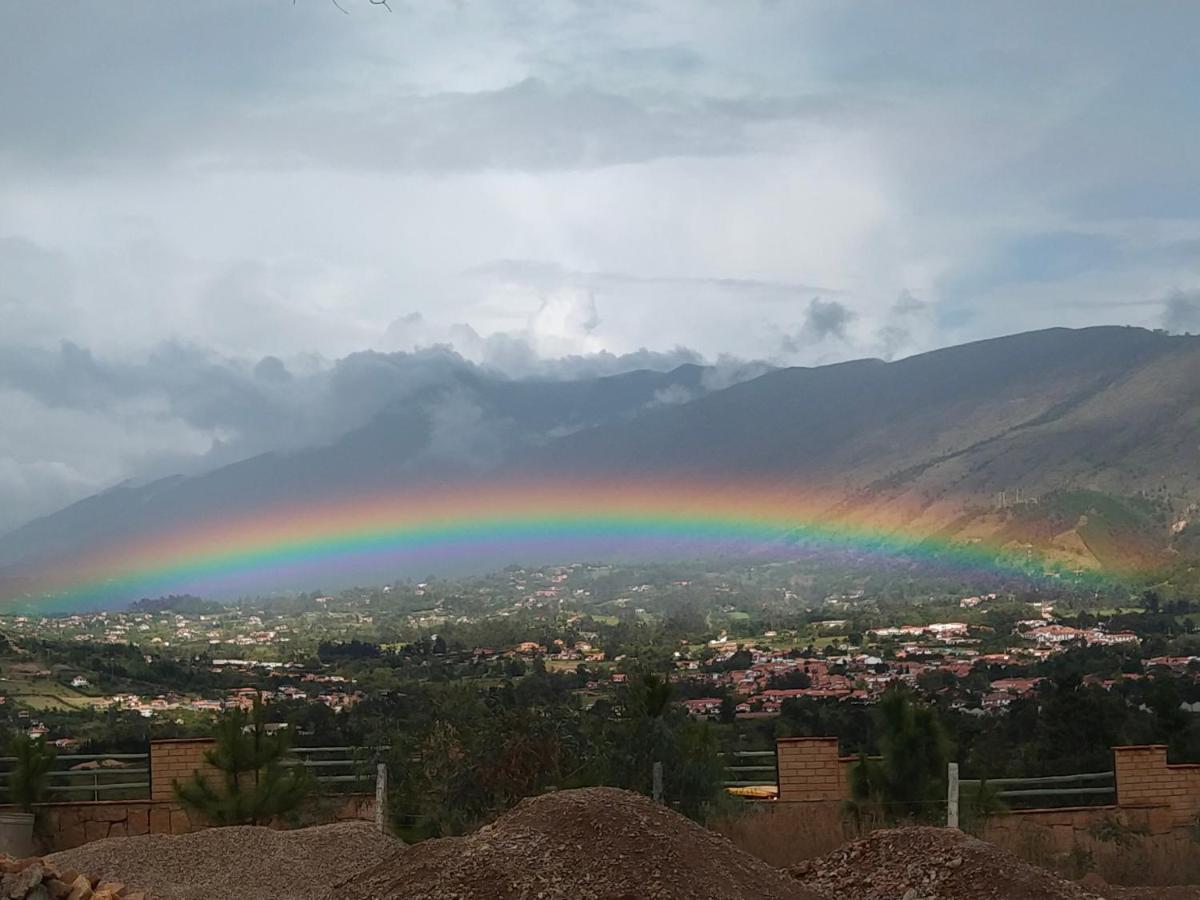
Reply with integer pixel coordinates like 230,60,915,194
544,658,585,672
0,671,107,711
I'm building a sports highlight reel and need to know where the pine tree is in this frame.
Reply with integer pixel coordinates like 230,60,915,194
7,735,56,812
174,696,310,825
847,686,950,824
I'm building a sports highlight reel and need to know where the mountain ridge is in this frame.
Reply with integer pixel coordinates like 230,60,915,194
3,326,1198,595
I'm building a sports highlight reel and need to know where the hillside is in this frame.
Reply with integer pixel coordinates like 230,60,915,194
522,326,1200,569
2,326,1199,598
0,364,712,571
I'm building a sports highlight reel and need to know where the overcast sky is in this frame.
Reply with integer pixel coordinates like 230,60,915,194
2,1,1199,532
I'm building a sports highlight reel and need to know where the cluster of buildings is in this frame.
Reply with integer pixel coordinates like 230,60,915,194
4,609,297,649
1019,623,1139,646
677,615,1154,720
105,682,364,718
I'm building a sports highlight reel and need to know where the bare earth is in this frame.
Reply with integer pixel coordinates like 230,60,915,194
38,799,1200,900
333,786,823,900
790,826,1105,900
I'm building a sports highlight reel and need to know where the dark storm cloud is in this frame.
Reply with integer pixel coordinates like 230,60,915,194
1162,290,1200,335
802,298,854,341
777,299,855,355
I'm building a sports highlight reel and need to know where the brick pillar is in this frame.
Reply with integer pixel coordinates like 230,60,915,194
150,738,219,801
1113,744,1169,809
776,737,843,801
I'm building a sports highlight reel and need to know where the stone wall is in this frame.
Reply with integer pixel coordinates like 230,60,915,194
32,794,376,852
37,800,193,849
984,805,1121,853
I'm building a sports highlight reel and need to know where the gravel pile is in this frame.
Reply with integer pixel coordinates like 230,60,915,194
790,826,1104,900
334,786,824,900
47,820,399,900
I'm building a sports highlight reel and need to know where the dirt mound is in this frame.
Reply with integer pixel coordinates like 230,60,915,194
790,826,1103,900
335,786,823,900
47,820,399,900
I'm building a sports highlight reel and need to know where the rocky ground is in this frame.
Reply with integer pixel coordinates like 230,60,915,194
1,853,139,900
789,826,1106,900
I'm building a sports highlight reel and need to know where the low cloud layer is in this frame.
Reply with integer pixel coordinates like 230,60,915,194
0,337,757,533
1162,290,1200,335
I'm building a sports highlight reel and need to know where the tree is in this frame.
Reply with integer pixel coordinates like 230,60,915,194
7,735,56,813
848,687,950,823
1142,589,1162,615
174,697,310,825
718,693,738,725
768,670,812,690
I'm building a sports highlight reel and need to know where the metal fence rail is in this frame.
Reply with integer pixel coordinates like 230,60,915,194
722,749,777,788
0,752,151,801
959,770,1115,802
288,746,386,789
0,746,387,803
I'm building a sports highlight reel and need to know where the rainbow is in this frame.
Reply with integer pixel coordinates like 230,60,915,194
7,478,1101,611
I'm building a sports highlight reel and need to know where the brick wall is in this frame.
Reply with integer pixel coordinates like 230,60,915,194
1113,744,1200,828
776,738,845,801
150,738,220,801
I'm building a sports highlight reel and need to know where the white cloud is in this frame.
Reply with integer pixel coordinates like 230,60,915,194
2,0,1200,529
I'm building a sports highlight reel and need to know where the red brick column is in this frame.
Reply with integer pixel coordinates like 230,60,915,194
150,738,219,801
776,737,843,801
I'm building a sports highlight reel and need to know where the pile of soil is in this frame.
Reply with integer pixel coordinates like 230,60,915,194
47,820,399,900
790,826,1103,900
334,787,823,900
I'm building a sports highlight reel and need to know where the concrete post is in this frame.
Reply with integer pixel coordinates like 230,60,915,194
947,762,959,829
375,763,387,833
652,761,663,804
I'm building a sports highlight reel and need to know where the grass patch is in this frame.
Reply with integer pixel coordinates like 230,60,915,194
0,674,108,710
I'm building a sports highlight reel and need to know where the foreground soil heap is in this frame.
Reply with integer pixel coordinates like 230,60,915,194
790,826,1105,900
335,786,823,900
46,821,397,900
